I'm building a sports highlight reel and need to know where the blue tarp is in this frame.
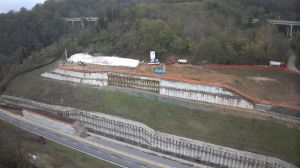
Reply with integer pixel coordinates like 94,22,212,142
153,69,166,74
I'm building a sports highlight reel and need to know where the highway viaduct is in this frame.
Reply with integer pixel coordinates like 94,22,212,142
252,18,300,38
64,17,99,28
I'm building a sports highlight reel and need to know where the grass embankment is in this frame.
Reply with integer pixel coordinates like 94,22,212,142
0,120,118,168
4,63,300,166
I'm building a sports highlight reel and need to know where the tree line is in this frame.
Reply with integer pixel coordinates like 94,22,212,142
0,0,300,92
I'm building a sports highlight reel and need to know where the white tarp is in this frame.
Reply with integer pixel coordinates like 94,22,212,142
68,53,140,67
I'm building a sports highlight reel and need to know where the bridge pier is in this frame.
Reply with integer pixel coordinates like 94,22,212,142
290,25,293,38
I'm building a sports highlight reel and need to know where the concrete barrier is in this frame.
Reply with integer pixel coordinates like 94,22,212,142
1,95,296,168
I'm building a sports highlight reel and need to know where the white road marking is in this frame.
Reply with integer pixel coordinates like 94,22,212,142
125,160,131,164
111,155,119,159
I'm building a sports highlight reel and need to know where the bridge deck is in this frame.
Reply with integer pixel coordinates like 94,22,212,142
252,18,300,26
64,17,99,22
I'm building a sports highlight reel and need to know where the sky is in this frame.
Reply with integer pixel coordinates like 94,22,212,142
0,0,46,13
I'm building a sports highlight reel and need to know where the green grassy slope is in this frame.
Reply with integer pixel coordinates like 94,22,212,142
4,64,300,166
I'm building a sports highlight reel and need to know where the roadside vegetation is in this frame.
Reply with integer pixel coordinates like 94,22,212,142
4,64,300,166
0,120,118,168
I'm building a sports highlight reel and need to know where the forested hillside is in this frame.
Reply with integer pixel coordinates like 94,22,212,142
0,0,300,91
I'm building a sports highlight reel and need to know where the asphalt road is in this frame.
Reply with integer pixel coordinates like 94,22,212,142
0,110,194,168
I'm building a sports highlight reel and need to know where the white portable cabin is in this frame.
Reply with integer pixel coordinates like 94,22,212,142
269,61,281,66
177,59,188,64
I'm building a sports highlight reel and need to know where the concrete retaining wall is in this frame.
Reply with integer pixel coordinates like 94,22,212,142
23,109,75,135
160,80,254,109
41,69,108,86
161,79,234,96
1,95,296,168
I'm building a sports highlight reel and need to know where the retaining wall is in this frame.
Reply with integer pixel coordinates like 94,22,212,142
1,95,296,168
108,73,160,93
41,69,108,86
160,79,254,109
23,109,75,135
41,69,254,109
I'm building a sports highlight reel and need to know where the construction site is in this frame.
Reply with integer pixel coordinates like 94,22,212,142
2,52,300,168
54,52,300,114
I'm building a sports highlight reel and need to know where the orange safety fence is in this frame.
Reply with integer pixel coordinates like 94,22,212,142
61,66,300,111
204,64,287,70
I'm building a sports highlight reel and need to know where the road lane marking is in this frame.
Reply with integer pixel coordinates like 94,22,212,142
110,154,120,159
137,163,149,168
125,160,131,164
140,166,148,168
93,142,170,168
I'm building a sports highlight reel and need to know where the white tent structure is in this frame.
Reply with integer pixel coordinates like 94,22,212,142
68,53,140,67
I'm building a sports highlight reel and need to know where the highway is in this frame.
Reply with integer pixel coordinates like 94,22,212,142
0,110,196,168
